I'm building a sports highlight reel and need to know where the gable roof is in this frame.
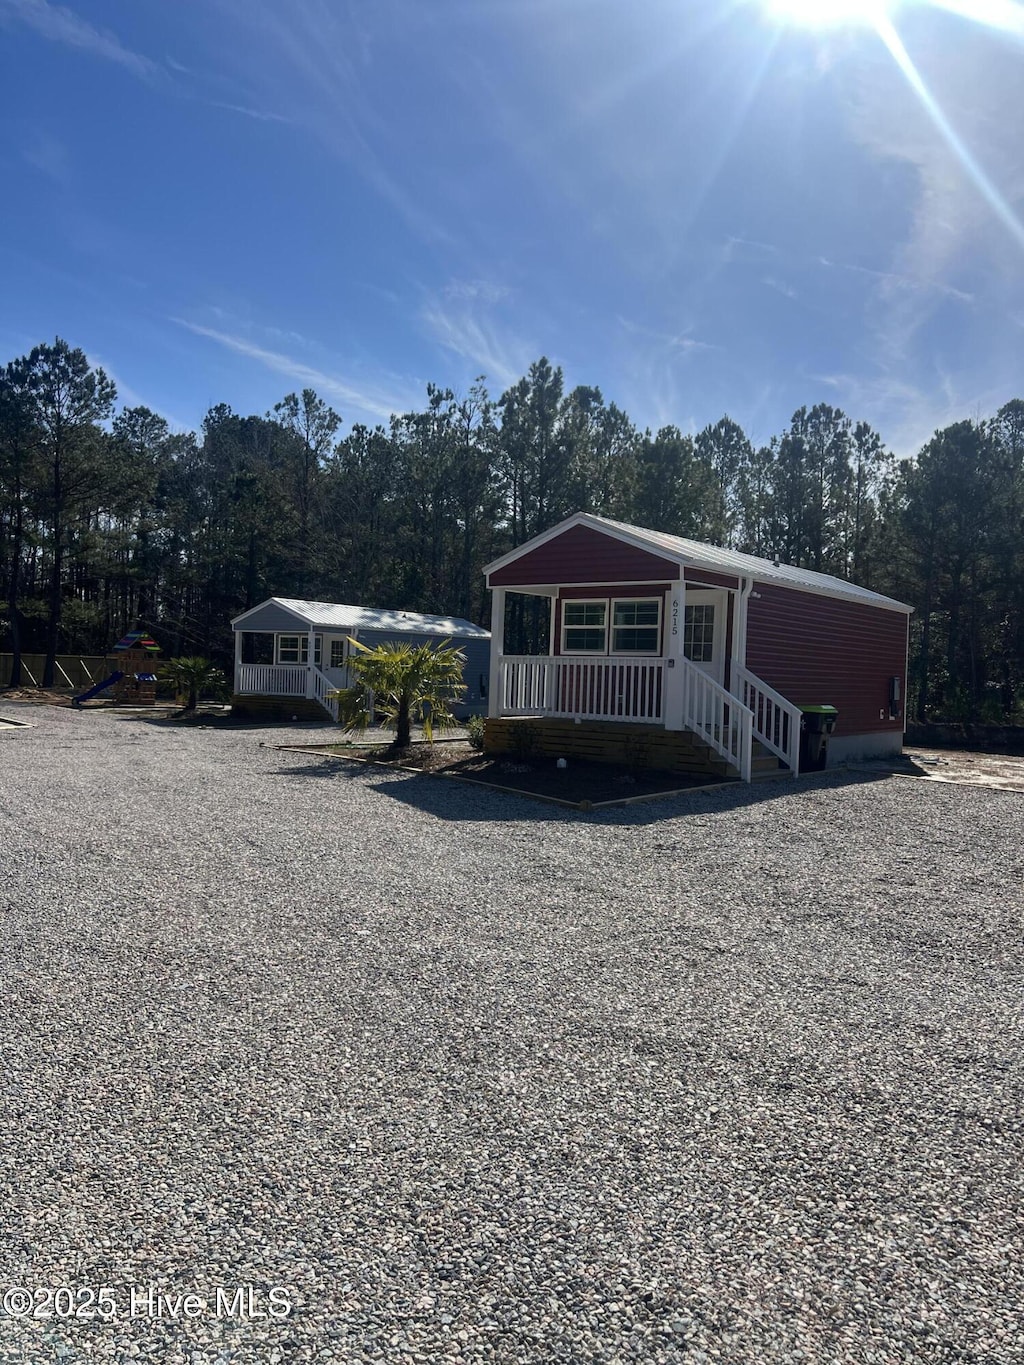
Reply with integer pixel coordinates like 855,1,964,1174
484,513,913,613
112,631,161,653
231,597,490,638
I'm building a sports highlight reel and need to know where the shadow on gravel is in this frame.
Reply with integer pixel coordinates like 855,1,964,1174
275,759,356,778
112,713,338,733
275,753,892,823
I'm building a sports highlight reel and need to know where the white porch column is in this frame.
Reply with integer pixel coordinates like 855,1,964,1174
663,575,686,730
233,629,243,694
306,626,316,698
488,586,505,719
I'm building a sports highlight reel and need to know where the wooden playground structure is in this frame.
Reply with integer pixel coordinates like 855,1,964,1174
72,632,162,708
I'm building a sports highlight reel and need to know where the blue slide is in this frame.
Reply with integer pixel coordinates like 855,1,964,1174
72,670,124,708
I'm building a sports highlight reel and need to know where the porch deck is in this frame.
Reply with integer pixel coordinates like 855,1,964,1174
234,663,339,721
494,655,801,782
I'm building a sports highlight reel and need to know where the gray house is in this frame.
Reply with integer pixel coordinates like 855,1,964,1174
231,597,491,722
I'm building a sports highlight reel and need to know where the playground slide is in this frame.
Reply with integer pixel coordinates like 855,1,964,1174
72,670,124,708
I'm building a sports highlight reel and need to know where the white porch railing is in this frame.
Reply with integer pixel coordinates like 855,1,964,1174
496,654,797,783
498,655,665,723
681,658,753,783
236,663,339,721
237,663,308,697
731,661,801,774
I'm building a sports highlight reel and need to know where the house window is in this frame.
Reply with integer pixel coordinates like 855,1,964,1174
562,601,607,653
330,639,347,669
277,634,321,665
611,599,660,654
683,605,715,663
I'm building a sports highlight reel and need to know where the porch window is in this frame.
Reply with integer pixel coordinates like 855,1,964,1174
683,605,715,663
562,601,607,653
611,599,660,654
330,639,347,669
277,634,322,665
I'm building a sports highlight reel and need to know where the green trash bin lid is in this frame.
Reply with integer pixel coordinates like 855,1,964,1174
799,704,838,714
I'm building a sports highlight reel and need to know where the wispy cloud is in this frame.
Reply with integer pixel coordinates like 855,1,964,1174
208,0,455,248
207,100,293,125
616,315,720,354
0,0,157,79
803,367,974,456
173,318,421,423
419,282,535,389
1,1,297,127
762,276,799,301
21,128,70,185
90,353,189,433
817,254,974,303
844,16,1024,363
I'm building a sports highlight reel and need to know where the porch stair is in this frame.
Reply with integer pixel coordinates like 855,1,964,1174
230,693,335,723
750,739,792,781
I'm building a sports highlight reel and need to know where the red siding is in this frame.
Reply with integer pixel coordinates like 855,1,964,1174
554,587,669,656
684,567,739,590
745,583,908,736
490,524,680,586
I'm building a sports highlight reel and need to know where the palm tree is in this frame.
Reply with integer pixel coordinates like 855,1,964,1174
330,638,467,749
160,656,228,713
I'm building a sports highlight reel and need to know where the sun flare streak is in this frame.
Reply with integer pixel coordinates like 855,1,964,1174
874,13,1024,253
931,0,1024,34
766,0,891,26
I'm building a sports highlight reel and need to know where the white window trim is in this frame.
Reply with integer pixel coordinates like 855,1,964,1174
610,597,662,656
560,598,608,655
276,633,321,666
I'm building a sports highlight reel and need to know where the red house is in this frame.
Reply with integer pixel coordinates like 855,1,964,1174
483,513,912,781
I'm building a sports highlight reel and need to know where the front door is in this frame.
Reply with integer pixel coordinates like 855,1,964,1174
683,590,727,685
324,635,352,689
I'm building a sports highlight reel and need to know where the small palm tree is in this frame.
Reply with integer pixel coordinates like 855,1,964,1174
160,656,228,713
330,637,466,749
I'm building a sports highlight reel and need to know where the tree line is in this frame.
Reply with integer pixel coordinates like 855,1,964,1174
1,339,1022,722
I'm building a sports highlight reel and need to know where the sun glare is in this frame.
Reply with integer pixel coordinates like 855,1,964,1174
766,0,892,25
763,0,1024,254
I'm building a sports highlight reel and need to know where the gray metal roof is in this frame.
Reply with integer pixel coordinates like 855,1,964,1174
485,513,913,613
232,597,490,637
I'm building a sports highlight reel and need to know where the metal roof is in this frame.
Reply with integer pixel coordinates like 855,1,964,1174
232,597,490,637
485,513,913,613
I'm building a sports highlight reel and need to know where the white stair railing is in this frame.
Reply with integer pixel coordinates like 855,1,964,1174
731,662,801,774
680,658,753,782
310,666,340,722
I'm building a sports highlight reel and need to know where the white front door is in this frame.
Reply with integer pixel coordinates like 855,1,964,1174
683,590,727,685
324,635,352,689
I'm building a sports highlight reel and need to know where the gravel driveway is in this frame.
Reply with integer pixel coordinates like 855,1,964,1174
1,707,1021,1364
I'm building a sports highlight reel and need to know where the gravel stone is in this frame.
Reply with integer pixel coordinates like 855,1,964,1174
0,706,1021,1363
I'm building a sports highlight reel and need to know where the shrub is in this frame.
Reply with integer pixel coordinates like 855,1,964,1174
466,714,486,750
160,656,228,712
330,637,467,748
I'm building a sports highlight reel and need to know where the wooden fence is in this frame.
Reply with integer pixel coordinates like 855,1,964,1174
0,655,110,688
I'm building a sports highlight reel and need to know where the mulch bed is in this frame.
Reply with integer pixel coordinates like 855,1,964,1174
319,741,733,808
0,686,76,706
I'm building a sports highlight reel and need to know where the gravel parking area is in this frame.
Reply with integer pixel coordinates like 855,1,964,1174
1,707,1021,1364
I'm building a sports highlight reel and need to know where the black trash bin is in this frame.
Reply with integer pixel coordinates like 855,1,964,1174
799,704,838,773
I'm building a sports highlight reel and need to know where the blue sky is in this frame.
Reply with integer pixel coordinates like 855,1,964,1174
1,0,1022,455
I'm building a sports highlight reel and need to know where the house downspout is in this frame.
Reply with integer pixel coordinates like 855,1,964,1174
735,577,753,670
